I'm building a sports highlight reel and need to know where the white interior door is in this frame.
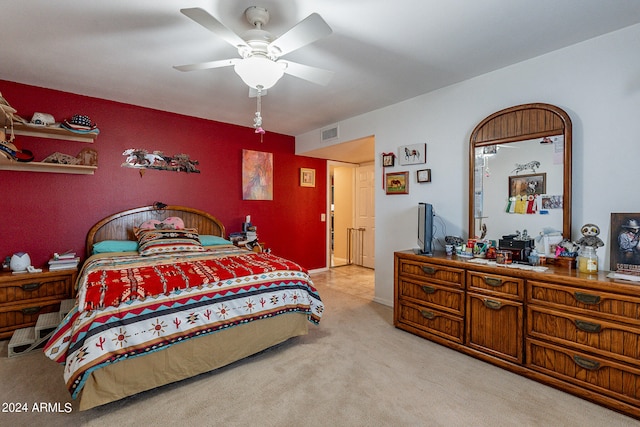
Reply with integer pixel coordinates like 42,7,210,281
355,164,375,268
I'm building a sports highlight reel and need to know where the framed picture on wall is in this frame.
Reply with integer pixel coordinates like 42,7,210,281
398,143,426,166
300,168,316,187
417,169,431,183
382,153,395,167
385,171,409,195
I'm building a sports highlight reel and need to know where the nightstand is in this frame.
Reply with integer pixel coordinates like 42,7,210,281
0,268,76,340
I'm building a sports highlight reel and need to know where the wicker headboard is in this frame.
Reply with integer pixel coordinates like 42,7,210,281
85,205,226,258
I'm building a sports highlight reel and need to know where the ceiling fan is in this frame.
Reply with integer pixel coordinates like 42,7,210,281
174,7,334,93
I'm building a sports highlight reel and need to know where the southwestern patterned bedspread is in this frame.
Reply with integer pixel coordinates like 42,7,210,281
44,246,323,400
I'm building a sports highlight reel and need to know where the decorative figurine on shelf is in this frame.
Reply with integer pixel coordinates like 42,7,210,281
576,223,605,249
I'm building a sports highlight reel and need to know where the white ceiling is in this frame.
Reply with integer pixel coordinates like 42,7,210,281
2,1,639,141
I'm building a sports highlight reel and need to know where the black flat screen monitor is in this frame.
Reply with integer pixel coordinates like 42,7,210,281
416,202,434,255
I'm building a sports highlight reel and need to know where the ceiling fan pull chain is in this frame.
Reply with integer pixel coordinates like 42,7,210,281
253,87,266,141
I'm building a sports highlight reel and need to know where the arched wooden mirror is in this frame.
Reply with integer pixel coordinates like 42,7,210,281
469,103,572,242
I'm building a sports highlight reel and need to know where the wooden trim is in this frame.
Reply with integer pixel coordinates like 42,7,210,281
469,103,572,239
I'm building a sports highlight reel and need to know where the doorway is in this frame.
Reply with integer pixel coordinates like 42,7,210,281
329,161,375,269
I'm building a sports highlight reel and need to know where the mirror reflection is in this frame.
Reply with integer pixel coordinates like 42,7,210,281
473,135,565,241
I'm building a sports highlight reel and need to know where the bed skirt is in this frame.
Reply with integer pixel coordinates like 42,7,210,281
77,312,310,410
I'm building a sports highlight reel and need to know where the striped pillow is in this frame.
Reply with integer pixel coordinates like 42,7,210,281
136,228,205,256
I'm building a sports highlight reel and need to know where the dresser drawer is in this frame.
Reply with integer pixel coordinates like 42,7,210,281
0,300,62,337
397,259,463,288
398,278,464,316
527,338,640,407
397,300,464,344
0,274,72,304
528,280,640,327
467,271,524,300
528,305,640,367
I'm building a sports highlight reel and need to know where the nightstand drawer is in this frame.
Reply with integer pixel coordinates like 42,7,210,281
0,300,62,337
0,269,75,339
0,275,73,304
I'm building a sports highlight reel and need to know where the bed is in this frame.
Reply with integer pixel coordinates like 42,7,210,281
44,204,323,410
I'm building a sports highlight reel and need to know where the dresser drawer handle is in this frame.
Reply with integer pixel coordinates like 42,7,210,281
421,266,436,275
21,306,42,315
483,299,502,310
420,310,435,320
573,292,601,305
421,285,436,294
575,319,602,333
483,277,503,287
573,355,601,371
21,282,43,292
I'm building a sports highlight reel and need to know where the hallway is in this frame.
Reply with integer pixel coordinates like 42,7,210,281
310,265,374,301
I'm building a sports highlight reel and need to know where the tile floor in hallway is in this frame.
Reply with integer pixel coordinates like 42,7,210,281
310,264,374,300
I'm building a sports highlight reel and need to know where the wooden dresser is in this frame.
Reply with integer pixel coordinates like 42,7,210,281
394,250,640,419
0,268,76,340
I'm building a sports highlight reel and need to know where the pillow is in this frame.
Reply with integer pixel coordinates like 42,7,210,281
92,240,138,254
138,216,185,230
200,235,233,246
136,228,205,256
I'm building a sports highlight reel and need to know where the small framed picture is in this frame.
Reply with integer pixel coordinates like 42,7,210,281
417,169,431,183
398,143,426,166
382,153,395,167
508,173,546,197
385,171,409,195
610,213,640,273
300,168,315,187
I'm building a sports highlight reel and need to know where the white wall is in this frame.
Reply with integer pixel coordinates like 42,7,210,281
297,24,640,306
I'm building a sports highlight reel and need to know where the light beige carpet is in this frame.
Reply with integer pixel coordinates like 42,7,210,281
0,270,637,426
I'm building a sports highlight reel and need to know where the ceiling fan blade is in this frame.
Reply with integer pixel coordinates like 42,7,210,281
281,61,334,86
180,8,247,49
269,13,332,57
173,58,239,72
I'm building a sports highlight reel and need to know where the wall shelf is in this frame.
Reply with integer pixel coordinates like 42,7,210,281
0,158,97,174
1,122,98,174
12,122,97,143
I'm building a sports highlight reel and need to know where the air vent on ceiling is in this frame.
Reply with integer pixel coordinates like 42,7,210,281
321,125,339,143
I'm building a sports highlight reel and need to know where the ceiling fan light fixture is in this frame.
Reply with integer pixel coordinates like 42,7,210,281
234,56,285,90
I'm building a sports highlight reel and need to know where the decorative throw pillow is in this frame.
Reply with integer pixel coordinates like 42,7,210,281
138,216,185,230
136,228,205,256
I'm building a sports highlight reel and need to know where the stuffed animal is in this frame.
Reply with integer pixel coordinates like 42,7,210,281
576,223,605,248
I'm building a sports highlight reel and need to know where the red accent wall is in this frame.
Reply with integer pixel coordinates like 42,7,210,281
1,81,327,270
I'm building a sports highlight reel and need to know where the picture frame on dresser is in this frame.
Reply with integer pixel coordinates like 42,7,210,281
609,212,640,274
